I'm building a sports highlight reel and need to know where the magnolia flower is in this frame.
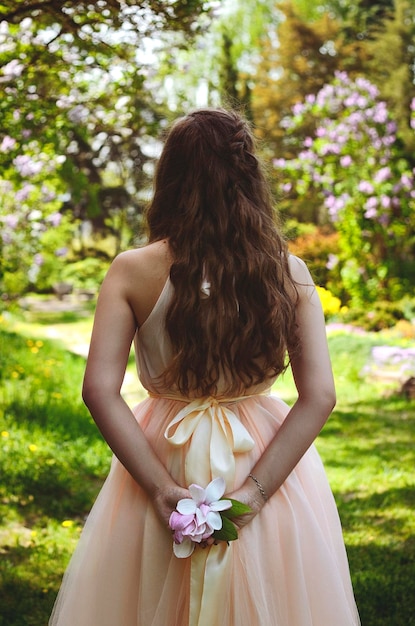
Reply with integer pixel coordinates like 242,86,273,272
169,477,232,558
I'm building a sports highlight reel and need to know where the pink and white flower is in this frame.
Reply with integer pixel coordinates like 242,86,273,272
169,477,232,558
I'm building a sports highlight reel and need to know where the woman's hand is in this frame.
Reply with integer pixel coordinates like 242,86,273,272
151,483,191,529
225,480,266,532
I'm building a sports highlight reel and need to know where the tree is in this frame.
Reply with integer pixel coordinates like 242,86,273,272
153,0,279,116
365,0,415,154
252,1,370,161
0,0,211,297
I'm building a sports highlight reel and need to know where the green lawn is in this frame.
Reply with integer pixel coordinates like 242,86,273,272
0,311,414,625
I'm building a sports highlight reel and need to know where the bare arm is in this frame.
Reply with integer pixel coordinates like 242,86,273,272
82,252,188,526
229,255,336,521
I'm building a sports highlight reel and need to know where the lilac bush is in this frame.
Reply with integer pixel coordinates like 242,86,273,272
0,132,73,296
275,72,415,305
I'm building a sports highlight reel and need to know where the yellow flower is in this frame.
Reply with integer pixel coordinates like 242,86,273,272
316,286,341,317
1,431,9,438
27,339,34,347
30,347,39,354
51,392,62,399
11,371,19,379
28,444,38,452
35,340,43,347
62,520,74,528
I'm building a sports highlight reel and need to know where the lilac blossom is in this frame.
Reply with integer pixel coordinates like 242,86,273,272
1,59,24,78
13,155,43,177
274,69,415,304
326,254,339,270
47,212,62,227
340,155,352,167
5,214,19,229
374,167,392,183
358,181,375,194
15,184,34,202
0,135,16,152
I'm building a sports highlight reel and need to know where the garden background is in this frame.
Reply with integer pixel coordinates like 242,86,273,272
1,1,414,624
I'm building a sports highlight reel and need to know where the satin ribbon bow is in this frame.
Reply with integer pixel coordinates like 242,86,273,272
164,396,255,488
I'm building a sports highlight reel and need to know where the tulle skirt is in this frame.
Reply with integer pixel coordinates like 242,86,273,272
49,394,360,625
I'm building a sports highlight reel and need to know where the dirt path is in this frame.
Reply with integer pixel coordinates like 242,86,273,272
12,297,146,405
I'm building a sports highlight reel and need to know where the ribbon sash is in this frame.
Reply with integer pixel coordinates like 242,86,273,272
163,395,256,626
164,396,255,488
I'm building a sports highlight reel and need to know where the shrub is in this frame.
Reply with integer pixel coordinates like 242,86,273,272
61,257,110,292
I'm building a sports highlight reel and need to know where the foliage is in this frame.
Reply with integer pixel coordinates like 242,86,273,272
365,0,415,153
61,258,110,292
275,71,415,305
339,298,415,332
154,0,279,115
285,221,341,288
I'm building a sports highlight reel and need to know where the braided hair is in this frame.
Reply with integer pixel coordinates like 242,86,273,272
146,108,298,396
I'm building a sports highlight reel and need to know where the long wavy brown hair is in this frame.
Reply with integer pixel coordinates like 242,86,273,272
146,108,298,396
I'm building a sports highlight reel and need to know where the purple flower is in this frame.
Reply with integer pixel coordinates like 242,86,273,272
326,254,339,270
0,135,16,152
358,181,375,194
340,155,352,167
273,158,286,168
380,195,391,208
372,103,388,124
375,167,392,183
13,155,43,177
400,174,413,190
15,184,34,202
325,193,350,221
5,214,19,229
364,207,378,219
292,102,305,116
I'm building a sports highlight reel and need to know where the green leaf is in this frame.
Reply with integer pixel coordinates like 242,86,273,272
220,498,251,518
213,516,239,542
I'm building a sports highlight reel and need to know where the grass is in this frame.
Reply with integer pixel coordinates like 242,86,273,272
0,310,414,625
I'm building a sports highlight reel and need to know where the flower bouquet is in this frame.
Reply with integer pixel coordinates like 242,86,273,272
169,477,251,558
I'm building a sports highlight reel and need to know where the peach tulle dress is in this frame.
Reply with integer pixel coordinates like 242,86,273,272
49,278,360,625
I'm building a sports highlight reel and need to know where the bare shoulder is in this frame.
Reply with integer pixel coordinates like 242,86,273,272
288,255,311,281
288,255,316,299
288,254,314,283
104,240,172,326
112,240,170,273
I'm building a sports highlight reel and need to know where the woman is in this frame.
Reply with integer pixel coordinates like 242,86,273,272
50,108,360,625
